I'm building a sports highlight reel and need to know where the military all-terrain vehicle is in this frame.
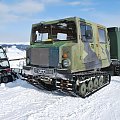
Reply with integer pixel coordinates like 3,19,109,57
0,46,16,83
23,17,111,97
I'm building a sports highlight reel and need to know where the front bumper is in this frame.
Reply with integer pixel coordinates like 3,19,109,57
23,66,72,80
23,66,55,76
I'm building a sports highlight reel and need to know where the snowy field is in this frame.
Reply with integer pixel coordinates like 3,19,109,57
0,46,120,120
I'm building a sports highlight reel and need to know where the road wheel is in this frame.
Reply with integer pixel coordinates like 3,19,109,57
98,76,103,87
79,83,87,97
87,80,93,92
93,77,99,89
2,76,9,83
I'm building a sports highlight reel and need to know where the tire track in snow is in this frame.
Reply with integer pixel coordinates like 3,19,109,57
1,77,120,120
27,78,120,120
0,80,65,120
1,92,64,120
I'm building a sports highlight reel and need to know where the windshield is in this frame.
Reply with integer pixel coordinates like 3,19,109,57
32,20,77,42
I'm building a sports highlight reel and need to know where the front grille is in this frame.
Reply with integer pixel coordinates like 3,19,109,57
27,47,59,67
49,47,59,67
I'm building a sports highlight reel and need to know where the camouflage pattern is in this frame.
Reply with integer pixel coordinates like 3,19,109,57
26,17,111,74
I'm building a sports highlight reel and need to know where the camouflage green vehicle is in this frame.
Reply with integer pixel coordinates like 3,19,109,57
23,17,111,97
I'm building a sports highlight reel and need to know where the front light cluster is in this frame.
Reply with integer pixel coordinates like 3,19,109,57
62,59,71,68
26,57,30,65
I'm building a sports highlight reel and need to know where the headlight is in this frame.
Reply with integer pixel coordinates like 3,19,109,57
26,58,30,65
62,59,71,68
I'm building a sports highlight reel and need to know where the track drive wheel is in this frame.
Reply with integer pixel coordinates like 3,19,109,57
78,83,87,97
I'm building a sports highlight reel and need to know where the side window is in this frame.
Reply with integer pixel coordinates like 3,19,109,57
57,33,67,40
80,23,93,42
98,28,106,43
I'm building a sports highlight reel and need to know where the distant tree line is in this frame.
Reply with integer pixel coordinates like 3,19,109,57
1,44,29,51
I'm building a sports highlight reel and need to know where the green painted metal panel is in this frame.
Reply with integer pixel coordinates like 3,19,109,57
108,27,120,60
118,28,120,60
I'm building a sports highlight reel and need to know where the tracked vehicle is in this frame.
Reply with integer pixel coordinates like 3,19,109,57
0,46,16,83
23,17,111,97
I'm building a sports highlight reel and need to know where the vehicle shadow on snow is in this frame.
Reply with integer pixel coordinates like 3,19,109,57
5,79,37,90
112,79,120,83
6,79,70,97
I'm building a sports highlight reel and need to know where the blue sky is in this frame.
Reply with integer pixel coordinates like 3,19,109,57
0,0,120,43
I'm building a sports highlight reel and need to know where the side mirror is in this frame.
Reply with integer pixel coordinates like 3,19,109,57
85,30,93,39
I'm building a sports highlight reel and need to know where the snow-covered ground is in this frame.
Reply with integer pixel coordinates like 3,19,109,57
0,46,120,120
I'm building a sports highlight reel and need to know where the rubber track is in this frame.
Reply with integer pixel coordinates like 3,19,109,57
56,71,111,98
21,71,111,98
58,82,111,99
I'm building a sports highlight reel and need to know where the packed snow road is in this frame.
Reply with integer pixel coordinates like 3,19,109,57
0,77,120,120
